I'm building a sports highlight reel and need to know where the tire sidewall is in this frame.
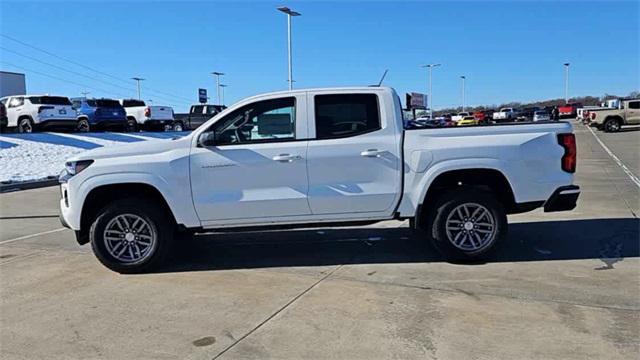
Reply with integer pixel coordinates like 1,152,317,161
90,200,172,273
126,118,137,132
172,122,184,132
77,119,90,132
604,119,620,132
19,118,33,133
427,189,507,261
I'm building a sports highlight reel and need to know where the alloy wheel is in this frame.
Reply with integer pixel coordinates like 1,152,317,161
444,203,496,252
103,214,157,263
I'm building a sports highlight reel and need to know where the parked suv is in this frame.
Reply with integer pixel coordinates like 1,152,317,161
71,98,128,132
0,95,76,132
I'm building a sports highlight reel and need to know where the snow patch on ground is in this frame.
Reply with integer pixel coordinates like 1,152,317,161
0,132,189,184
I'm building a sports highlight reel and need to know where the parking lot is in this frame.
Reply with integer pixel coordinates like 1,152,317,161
0,121,638,359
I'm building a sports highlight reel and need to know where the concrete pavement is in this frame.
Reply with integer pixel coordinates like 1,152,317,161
1,122,638,359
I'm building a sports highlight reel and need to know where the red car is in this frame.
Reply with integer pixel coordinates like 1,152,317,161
558,103,582,118
473,110,493,124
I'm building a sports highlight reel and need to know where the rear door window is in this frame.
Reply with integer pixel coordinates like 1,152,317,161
29,96,71,105
314,94,381,140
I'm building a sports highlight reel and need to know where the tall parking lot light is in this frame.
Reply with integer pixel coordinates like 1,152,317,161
460,75,466,112
219,84,227,106
564,63,570,104
421,63,441,118
277,6,301,90
211,72,225,105
131,77,145,100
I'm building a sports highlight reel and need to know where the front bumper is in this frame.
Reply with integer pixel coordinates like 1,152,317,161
544,185,580,212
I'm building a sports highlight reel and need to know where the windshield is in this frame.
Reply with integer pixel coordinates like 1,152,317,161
29,96,71,105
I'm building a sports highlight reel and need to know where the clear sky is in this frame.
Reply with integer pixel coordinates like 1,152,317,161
1,0,638,112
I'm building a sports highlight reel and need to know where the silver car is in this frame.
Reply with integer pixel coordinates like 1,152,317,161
533,110,551,122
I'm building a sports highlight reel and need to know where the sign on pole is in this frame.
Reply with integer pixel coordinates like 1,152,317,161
198,88,208,104
406,92,428,109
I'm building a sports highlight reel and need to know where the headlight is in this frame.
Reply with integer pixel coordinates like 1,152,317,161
65,160,94,176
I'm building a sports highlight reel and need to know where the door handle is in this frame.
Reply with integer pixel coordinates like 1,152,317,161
273,154,302,162
360,149,381,158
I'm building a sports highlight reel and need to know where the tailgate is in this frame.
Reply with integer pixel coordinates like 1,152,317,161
149,106,174,120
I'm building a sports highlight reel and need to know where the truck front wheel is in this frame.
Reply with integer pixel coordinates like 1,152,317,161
89,199,173,273
603,118,621,133
426,188,507,261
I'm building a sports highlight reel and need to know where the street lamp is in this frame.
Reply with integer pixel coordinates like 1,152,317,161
563,62,570,104
460,76,466,112
219,84,228,106
131,77,145,100
277,6,301,90
211,71,224,105
421,63,441,118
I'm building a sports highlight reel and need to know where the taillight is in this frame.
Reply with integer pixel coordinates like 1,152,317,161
591,112,596,120
38,106,54,113
144,107,151,117
558,133,576,173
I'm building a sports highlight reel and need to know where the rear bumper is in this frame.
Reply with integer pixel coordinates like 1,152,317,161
92,118,128,128
544,185,580,212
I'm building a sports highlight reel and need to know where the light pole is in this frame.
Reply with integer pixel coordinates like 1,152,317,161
219,84,227,106
563,62,570,104
421,63,441,118
211,71,224,105
460,76,466,112
277,6,301,90
131,77,145,100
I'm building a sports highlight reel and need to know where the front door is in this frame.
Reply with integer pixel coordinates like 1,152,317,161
190,95,311,223
627,100,640,124
306,92,402,216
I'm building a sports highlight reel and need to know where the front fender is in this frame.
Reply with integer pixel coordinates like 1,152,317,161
64,172,200,230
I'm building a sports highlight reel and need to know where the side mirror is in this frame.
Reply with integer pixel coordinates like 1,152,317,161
198,131,216,147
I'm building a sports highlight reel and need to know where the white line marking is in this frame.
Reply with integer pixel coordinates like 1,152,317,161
586,125,640,188
0,228,67,245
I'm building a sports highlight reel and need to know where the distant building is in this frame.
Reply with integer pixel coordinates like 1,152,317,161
0,71,27,97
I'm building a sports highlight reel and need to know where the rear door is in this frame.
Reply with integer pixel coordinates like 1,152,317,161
306,91,402,216
626,100,640,124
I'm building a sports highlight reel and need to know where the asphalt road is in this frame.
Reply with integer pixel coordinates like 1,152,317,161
1,122,638,360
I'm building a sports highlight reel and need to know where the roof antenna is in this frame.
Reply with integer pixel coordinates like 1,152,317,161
371,69,388,87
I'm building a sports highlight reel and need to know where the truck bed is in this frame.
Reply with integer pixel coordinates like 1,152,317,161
398,121,574,216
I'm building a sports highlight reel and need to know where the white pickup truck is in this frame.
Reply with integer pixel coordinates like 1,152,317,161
493,108,518,122
60,87,580,273
118,99,175,131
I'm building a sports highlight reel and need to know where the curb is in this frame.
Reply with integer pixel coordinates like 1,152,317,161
0,179,59,193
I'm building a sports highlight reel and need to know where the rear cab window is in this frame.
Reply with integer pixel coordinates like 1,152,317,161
122,100,145,107
314,94,381,139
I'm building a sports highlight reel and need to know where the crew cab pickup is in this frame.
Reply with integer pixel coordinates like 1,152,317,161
174,104,226,130
118,99,175,131
59,87,580,273
492,108,518,122
585,98,640,132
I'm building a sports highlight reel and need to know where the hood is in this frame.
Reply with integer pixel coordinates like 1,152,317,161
67,135,192,162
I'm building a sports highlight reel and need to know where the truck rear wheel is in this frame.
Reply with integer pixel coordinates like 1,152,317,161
425,188,507,261
126,118,138,132
603,118,621,133
89,199,173,273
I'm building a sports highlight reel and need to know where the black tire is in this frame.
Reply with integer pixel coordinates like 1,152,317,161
89,199,174,273
172,121,184,132
422,188,507,261
18,118,35,133
126,118,138,132
603,118,621,133
77,118,90,133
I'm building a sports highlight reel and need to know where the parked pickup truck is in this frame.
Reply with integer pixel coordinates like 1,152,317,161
492,108,518,122
59,87,580,273
585,98,640,132
118,99,175,131
174,104,226,130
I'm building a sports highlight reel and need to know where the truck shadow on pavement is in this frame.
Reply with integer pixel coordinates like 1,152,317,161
159,218,639,273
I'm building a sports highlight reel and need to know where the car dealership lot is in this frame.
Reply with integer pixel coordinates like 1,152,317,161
0,123,638,359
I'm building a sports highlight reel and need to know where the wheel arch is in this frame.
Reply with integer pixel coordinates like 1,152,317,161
414,167,517,228
77,182,179,245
